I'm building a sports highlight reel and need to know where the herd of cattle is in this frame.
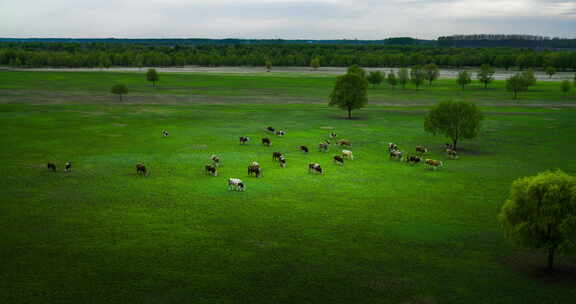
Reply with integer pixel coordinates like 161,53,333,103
45,126,459,192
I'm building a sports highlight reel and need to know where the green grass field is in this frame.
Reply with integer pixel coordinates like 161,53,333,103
1,70,576,304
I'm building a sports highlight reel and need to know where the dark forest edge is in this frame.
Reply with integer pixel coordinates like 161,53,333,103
1,34,575,70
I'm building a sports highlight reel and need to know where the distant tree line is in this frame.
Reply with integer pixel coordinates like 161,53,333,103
1,42,575,70
439,34,576,49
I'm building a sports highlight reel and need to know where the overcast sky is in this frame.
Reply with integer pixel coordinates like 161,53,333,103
1,0,575,39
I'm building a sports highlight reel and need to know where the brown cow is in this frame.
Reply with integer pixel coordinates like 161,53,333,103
299,145,309,153
425,159,443,170
338,140,352,147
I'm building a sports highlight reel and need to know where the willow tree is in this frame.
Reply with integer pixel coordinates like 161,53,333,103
500,170,576,271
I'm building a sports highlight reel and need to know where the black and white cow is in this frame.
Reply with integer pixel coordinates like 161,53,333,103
299,145,309,153
272,152,283,161
389,150,402,161
162,129,169,137
279,156,286,168
211,155,221,167
415,146,428,154
47,163,56,172
240,136,250,144
333,155,344,165
262,138,271,146
308,163,323,174
318,142,329,152
64,162,72,172
205,164,218,176
266,126,275,133
228,178,245,191
388,143,398,152
406,155,421,165
275,130,285,136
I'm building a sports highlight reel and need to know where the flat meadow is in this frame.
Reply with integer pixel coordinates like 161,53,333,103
1,70,576,303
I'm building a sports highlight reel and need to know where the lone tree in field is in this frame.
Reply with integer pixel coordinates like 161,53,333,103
265,59,272,72
111,84,128,101
367,71,383,88
477,64,495,89
410,65,425,90
506,73,528,100
329,73,368,119
398,68,409,89
386,71,398,89
457,71,472,90
499,170,576,271
310,57,320,70
545,66,557,79
561,80,572,96
146,68,159,87
424,100,483,150
521,68,537,90
347,65,366,79
423,63,440,87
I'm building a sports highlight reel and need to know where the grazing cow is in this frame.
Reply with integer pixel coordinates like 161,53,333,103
267,126,275,133
239,136,250,144
248,162,262,177
318,142,329,152
446,149,458,159
161,129,169,137
415,146,428,154
272,152,283,161
299,145,309,153
275,130,285,136
338,140,352,147
406,155,422,165
47,163,56,172
330,132,337,139
333,155,344,165
205,164,218,176
211,155,221,167
279,156,286,168
136,163,148,176
389,150,402,161
228,178,245,191
425,159,443,170
388,143,398,152
308,163,323,174
64,162,72,173
262,138,271,146
342,149,354,160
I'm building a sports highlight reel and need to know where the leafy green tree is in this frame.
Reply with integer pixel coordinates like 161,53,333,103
423,63,440,87
477,64,495,89
265,59,272,72
397,68,409,89
310,57,320,70
111,84,128,101
347,65,366,78
457,71,472,89
561,80,572,96
386,71,398,89
329,73,368,119
146,68,159,87
424,100,483,149
521,68,537,89
545,66,557,79
366,71,383,88
499,170,576,271
506,73,528,100
410,65,425,89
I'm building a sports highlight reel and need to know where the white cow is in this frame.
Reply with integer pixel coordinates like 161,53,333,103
342,149,354,160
